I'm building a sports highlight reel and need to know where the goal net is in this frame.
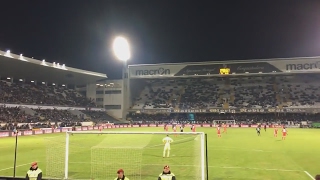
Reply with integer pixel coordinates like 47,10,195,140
44,131,207,180
213,120,236,126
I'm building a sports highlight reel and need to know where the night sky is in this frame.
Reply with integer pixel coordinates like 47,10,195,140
1,0,320,79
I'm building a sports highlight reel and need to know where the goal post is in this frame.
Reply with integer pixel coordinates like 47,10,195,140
53,131,208,180
213,120,236,126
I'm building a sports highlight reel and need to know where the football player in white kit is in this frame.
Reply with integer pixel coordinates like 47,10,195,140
162,135,173,158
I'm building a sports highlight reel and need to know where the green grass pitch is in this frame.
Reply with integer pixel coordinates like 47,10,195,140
0,127,319,180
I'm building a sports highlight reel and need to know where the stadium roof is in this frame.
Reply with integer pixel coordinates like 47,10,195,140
0,50,107,85
128,56,320,67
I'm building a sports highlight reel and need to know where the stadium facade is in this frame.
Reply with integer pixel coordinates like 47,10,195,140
128,56,320,78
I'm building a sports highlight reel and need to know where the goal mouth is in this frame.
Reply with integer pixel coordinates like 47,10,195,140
45,131,207,180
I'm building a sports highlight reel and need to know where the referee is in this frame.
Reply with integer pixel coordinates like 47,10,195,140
158,165,176,180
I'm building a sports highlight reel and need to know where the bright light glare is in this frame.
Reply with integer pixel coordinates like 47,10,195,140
113,36,131,61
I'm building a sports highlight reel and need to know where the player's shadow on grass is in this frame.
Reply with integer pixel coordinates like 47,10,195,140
144,153,191,158
67,172,78,178
143,153,162,158
213,178,252,180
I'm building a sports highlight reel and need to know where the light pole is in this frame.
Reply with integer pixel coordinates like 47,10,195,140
113,36,131,121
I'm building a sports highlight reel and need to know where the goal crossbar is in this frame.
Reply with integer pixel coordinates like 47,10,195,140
64,131,206,180
67,131,204,135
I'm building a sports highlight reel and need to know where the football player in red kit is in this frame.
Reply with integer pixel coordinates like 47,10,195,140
282,127,287,140
217,126,221,138
173,125,177,137
191,124,196,132
164,124,168,132
223,124,227,134
274,126,278,137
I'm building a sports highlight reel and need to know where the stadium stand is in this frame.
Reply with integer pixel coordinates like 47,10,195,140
0,80,113,129
2,73,320,129
0,80,95,107
131,74,320,110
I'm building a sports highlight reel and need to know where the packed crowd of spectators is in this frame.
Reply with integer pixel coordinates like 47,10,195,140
0,81,95,107
80,110,112,121
0,80,102,129
33,109,79,122
0,106,36,123
0,106,109,130
2,74,320,129
132,74,320,109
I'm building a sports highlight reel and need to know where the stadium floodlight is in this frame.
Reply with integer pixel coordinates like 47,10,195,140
112,36,131,62
41,60,48,66
4,50,12,58
19,54,27,61
112,36,131,121
44,131,208,180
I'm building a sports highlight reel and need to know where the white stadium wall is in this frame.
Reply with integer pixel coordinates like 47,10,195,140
86,83,97,102
82,80,124,119
102,87,123,119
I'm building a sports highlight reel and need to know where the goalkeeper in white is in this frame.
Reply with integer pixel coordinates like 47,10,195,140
162,135,173,158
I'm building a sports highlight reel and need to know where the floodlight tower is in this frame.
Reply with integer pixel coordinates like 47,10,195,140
113,36,131,121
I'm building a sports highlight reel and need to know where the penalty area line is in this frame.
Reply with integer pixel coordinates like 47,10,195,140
0,162,32,172
209,166,301,172
69,162,301,172
304,171,315,180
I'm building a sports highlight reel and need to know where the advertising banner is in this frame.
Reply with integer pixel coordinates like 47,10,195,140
45,129,52,134
0,132,9,137
23,130,33,136
312,122,320,128
34,130,42,134
138,107,311,114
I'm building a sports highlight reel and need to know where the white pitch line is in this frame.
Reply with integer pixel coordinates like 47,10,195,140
69,162,301,172
304,171,315,180
210,145,273,153
0,162,31,172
